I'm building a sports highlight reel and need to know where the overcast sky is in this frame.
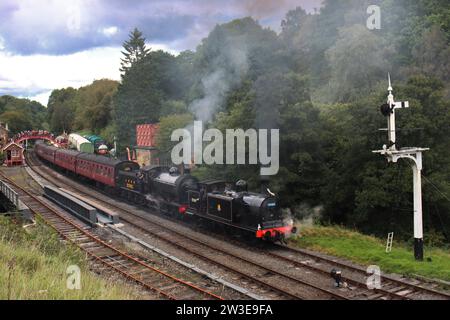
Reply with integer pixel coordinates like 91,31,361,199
0,0,322,106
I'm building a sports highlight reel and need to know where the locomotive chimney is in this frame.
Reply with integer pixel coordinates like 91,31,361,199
179,163,184,175
178,163,191,175
260,171,270,194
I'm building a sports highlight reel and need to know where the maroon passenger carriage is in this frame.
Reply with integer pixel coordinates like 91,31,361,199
55,148,79,172
34,141,139,189
75,153,138,187
35,142,57,163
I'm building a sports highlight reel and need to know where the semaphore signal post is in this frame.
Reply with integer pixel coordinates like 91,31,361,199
373,74,429,261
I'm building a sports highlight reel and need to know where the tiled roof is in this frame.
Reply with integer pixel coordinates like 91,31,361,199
2,142,23,152
136,124,159,147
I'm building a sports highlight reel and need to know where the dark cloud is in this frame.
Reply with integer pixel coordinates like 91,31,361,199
0,0,322,55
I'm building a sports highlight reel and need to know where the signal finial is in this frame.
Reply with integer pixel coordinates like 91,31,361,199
387,73,394,105
388,73,393,92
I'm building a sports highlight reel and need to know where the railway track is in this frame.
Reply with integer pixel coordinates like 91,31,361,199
267,245,450,300
26,152,346,300
173,216,450,300
25,151,450,300
175,215,450,300
0,170,223,300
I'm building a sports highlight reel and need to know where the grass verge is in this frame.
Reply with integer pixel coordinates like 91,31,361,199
289,225,450,282
0,216,140,299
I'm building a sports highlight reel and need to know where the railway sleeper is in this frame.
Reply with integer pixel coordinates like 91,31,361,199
78,241,99,248
100,256,127,264
62,231,83,237
179,292,204,300
396,289,413,296
72,237,95,244
57,227,79,233
87,246,109,253
387,286,406,293
101,254,126,261
157,283,182,292
367,293,387,300
71,236,92,242
61,230,82,236
142,276,169,286
110,260,135,267
94,250,120,258
128,267,150,276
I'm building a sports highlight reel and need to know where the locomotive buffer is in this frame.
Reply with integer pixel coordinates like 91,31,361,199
373,74,429,261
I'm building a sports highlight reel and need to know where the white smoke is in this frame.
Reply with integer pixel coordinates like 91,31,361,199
189,36,249,123
284,203,323,233
190,69,228,122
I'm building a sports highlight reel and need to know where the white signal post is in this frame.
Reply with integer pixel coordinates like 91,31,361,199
373,74,429,261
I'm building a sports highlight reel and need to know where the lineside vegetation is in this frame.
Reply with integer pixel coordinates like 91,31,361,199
0,216,140,300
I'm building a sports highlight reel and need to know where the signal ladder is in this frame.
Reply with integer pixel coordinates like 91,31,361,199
386,232,394,253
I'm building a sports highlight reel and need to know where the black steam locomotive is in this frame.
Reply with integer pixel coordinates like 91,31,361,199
35,141,296,242
118,165,296,242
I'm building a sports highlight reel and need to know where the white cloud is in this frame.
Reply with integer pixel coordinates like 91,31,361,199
0,43,179,106
25,90,53,106
0,46,122,104
101,26,119,37
146,43,179,56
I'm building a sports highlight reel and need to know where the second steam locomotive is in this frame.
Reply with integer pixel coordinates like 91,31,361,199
35,141,296,242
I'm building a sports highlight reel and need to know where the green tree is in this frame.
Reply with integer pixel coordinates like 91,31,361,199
0,96,47,134
159,100,189,117
324,25,391,103
74,79,118,133
155,113,194,158
411,25,450,83
47,88,78,134
0,110,33,134
120,28,150,77
114,50,177,147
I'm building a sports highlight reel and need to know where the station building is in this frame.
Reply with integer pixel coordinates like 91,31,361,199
2,142,24,167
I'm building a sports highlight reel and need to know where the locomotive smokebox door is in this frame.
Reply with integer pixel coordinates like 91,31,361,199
207,195,233,222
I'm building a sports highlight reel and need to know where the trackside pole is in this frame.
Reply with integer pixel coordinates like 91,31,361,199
412,155,423,260
373,74,428,261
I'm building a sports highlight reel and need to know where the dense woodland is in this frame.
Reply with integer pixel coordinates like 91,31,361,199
0,96,47,133
1,0,449,243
